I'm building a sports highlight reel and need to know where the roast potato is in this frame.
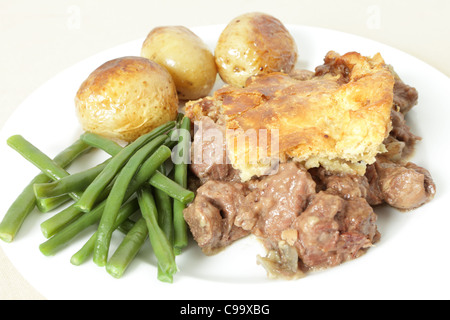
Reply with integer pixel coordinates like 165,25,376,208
75,56,178,142
141,26,217,100
215,12,298,87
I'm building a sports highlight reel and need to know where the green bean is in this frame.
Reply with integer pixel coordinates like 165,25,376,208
39,134,173,255
69,230,97,266
126,147,175,197
80,132,123,156
148,171,194,204
0,139,90,243
34,159,110,199
40,139,123,238
50,139,92,166
35,194,72,213
118,218,135,234
162,113,187,150
40,203,81,238
70,207,136,266
39,172,116,239
40,172,123,239
137,187,177,278
75,121,175,213
0,179,41,243
6,135,83,201
176,112,185,125
157,266,174,283
93,139,169,267
172,116,191,254
105,217,148,279
164,134,178,150
154,165,174,246
173,204,188,256
154,165,175,281
169,117,191,254
39,199,139,256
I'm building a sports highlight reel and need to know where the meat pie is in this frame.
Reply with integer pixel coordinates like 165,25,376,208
183,49,436,279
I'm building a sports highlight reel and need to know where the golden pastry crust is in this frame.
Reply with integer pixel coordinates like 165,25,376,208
186,51,395,181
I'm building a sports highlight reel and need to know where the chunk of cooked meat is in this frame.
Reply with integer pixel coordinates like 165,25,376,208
183,181,249,255
312,156,436,211
374,159,436,210
364,163,385,205
292,192,379,269
393,76,419,114
189,116,240,184
310,166,384,206
384,109,421,161
235,162,317,241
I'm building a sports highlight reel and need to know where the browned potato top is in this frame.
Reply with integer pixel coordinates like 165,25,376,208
75,56,178,142
215,12,298,87
141,26,217,100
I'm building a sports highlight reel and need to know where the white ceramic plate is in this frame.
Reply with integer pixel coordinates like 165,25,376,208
1,25,449,300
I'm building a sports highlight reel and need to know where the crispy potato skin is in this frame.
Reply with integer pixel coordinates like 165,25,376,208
75,56,178,142
141,26,217,100
215,12,298,87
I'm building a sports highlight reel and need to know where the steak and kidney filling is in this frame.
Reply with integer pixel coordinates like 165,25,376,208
292,192,379,269
374,159,436,210
183,51,436,278
235,162,316,241
185,160,381,276
183,181,250,255
189,116,241,184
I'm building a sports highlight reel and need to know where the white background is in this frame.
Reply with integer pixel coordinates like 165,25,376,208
1,0,449,299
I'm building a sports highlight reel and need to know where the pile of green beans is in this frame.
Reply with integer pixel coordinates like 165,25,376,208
0,116,194,283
